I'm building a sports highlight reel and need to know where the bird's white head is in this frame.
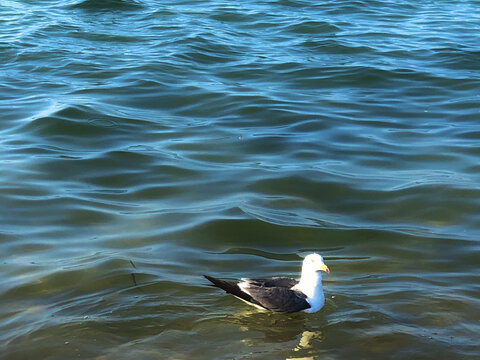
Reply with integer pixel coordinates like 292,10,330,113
303,253,330,274
296,253,330,307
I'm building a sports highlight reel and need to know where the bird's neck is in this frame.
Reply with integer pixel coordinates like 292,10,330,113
297,270,322,298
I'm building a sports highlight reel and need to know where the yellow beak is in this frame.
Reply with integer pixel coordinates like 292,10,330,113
319,263,330,274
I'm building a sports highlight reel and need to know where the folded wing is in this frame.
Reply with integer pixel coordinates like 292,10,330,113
242,282,311,313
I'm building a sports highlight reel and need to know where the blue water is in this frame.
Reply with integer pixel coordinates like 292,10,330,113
1,1,479,359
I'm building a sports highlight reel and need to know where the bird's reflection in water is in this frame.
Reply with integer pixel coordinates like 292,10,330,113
287,330,325,360
225,309,326,359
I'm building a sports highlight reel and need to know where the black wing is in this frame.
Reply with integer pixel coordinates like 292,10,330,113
203,275,264,308
248,277,298,288
245,284,311,313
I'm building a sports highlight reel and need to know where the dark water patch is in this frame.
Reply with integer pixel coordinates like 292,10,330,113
66,0,145,11
284,20,340,35
218,248,302,261
209,9,262,24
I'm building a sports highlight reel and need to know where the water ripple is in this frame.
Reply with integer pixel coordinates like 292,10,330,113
1,0,480,359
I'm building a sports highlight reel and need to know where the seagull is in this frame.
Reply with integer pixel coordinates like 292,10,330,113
204,253,330,313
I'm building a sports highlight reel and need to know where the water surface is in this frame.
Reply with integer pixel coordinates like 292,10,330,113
1,0,479,359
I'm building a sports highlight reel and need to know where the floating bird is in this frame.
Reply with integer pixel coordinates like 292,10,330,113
204,253,330,313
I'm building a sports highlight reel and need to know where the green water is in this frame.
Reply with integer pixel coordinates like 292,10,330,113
1,0,479,359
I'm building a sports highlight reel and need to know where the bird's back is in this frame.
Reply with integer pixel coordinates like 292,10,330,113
244,277,298,288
